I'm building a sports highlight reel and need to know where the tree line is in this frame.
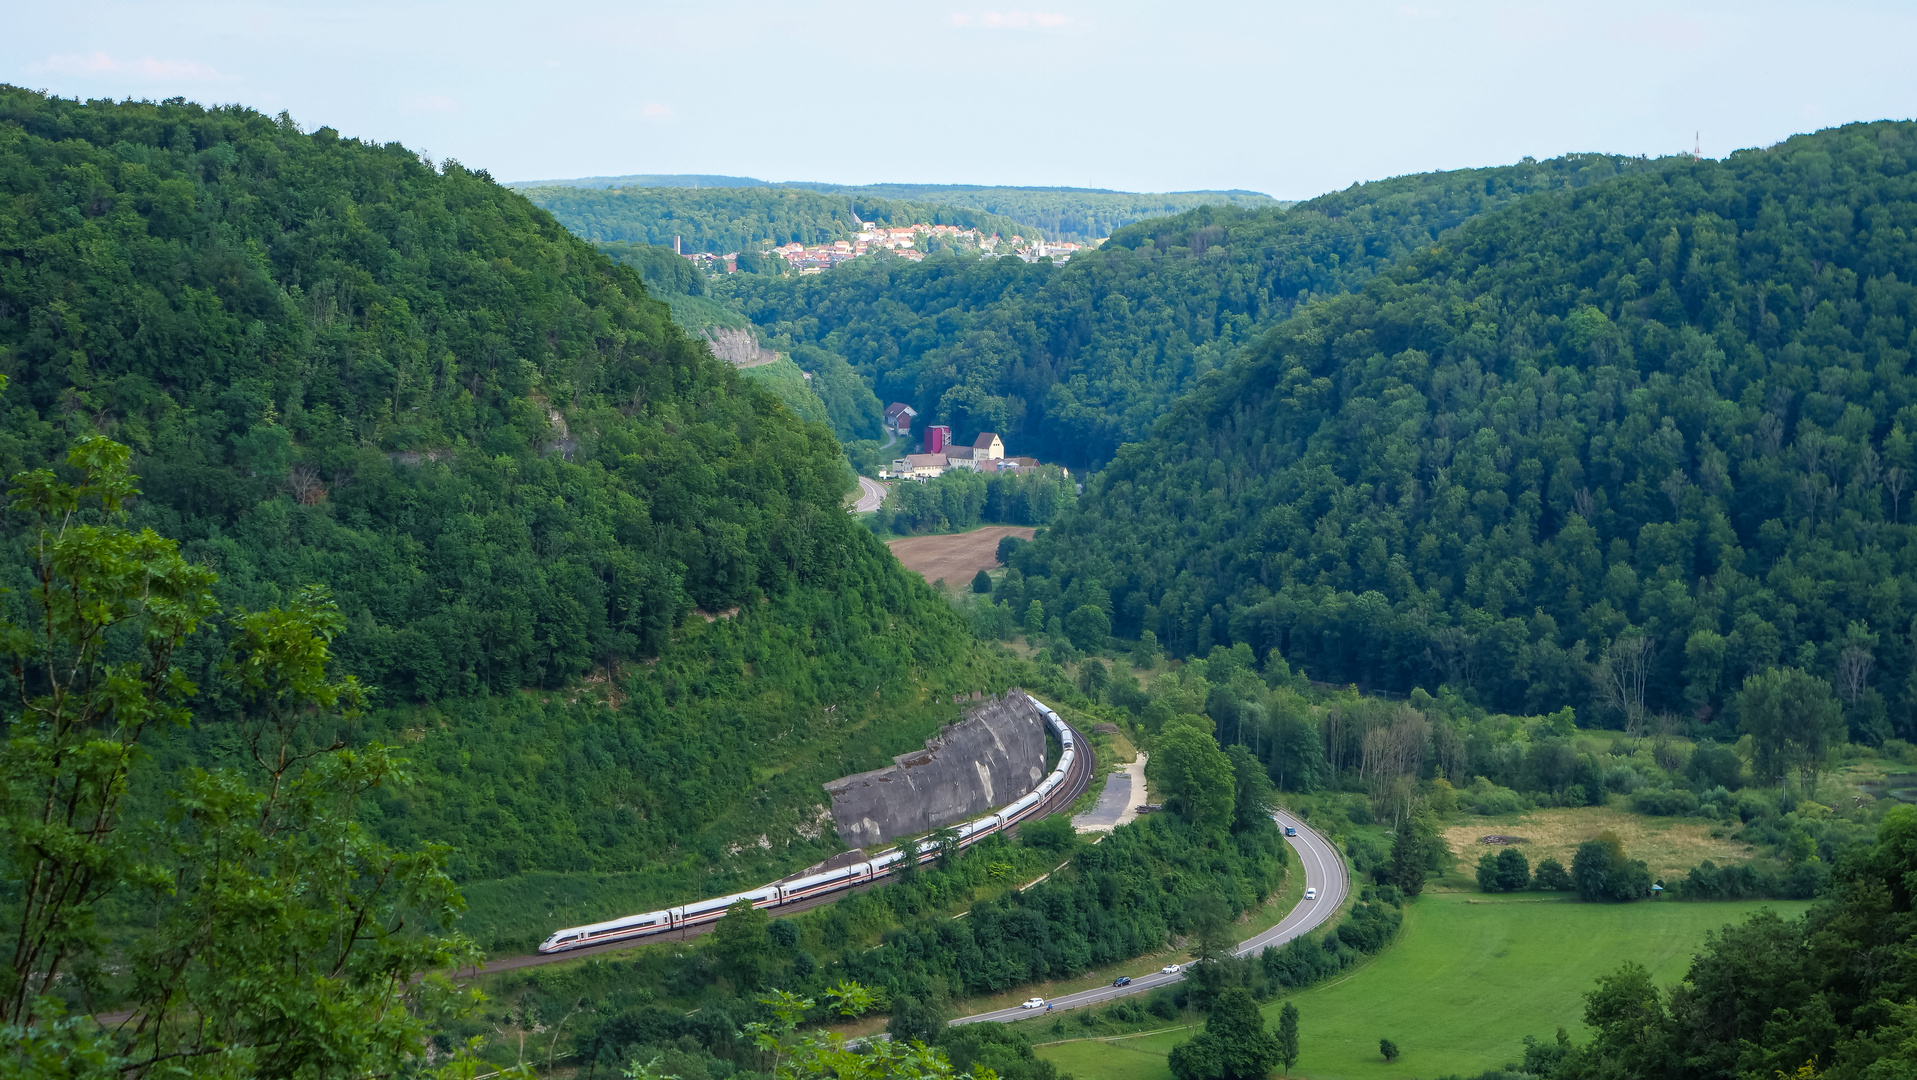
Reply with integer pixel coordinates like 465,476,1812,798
876,466,1077,536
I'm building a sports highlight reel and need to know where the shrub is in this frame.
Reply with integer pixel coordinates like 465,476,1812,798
1148,993,1179,1020
1532,857,1573,891
1572,833,1652,901
1336,901,1403,953
1476,848,1531,892
1462,779,1528,815
1475,852,1501,892
1494,848,1530,890
1604,765,1645,793
1630,787,1700,816
1686,744,1745,790
1260,937,1342,988
996,535,1026,565
972,569,994,593
1020,815,1076,853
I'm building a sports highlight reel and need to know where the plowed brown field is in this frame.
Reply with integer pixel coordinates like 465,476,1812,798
886,526,1036,587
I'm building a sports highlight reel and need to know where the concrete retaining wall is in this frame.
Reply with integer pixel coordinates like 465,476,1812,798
823,693,1047,849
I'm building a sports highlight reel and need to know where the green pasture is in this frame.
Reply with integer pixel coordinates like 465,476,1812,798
1034,891,1810,1080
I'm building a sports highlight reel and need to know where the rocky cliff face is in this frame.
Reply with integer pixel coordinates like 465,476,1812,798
705,327,776,366
823,693,1048,849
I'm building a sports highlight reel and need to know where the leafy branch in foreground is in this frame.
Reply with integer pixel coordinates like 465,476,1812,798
0,432,509,1080
743,981,993,1080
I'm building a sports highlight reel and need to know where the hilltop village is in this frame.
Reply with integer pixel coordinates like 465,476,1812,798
679,224,1086,274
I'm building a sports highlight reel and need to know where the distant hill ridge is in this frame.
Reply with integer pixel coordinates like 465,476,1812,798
504,172,1273,199
512,174,1284,243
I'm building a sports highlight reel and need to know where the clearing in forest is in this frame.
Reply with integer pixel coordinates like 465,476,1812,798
1033,891,1806,1080
1439,805,1757,883
885,526,1035,586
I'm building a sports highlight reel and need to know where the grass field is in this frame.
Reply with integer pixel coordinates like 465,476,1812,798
1033,892,1809,1080
1440,804,1759,884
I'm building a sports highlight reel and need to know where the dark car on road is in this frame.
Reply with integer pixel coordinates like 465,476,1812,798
1112,976,1132,987
1284,826,1297,836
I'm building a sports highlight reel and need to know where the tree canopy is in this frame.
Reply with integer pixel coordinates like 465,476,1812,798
1,432,483,1079
1012,120,1917,734
719,152,1672,470
0,86,1004,941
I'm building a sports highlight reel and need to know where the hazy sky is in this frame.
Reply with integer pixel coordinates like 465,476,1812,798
7,1,1915,199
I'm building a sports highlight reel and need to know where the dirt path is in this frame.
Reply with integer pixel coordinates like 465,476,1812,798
886,526,1035,585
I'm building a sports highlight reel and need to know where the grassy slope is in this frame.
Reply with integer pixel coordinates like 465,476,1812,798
738,356,831,427
1035,892,1809,1080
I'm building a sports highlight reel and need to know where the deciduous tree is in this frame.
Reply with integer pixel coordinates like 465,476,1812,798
1737,667,1846,796
0,435,486,1079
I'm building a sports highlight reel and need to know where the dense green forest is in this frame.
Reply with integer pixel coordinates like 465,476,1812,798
519,184,1038,253
1008,120,1917,739
719,153,1676,469
0,87,1007,938
509,174,1282,243
589,240,886,444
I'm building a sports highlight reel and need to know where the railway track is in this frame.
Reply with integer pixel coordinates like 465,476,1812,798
469,718,1093,978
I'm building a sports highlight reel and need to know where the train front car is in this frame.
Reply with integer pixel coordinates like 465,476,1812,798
538,907,675,953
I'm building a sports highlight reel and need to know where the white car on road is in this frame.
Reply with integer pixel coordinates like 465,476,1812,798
1020,998,1045,1010
1305,888,1318,900
1160,964,1181,974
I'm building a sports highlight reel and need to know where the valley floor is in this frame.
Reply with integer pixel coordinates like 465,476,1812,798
885,525,1036,585
1031,891,1808,1080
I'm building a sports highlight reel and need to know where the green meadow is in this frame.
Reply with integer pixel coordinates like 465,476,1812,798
1033,891,1810,1080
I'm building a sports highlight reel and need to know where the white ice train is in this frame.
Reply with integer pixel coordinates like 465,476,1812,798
538,694,1077,954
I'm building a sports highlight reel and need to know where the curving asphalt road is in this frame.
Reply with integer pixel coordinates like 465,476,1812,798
950,808,1348,1025
852,476,887,513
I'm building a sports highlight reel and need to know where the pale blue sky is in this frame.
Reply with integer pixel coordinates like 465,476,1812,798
7,1,1914,198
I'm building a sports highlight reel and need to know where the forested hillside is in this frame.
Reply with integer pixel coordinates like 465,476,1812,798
721,153,1673,469
0,88,1002,926
519,183,1037,253
1011,121,1917,737
511,173,1282,242
592,240,886,443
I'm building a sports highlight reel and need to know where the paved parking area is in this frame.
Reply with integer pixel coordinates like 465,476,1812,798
1073,753,1146,833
